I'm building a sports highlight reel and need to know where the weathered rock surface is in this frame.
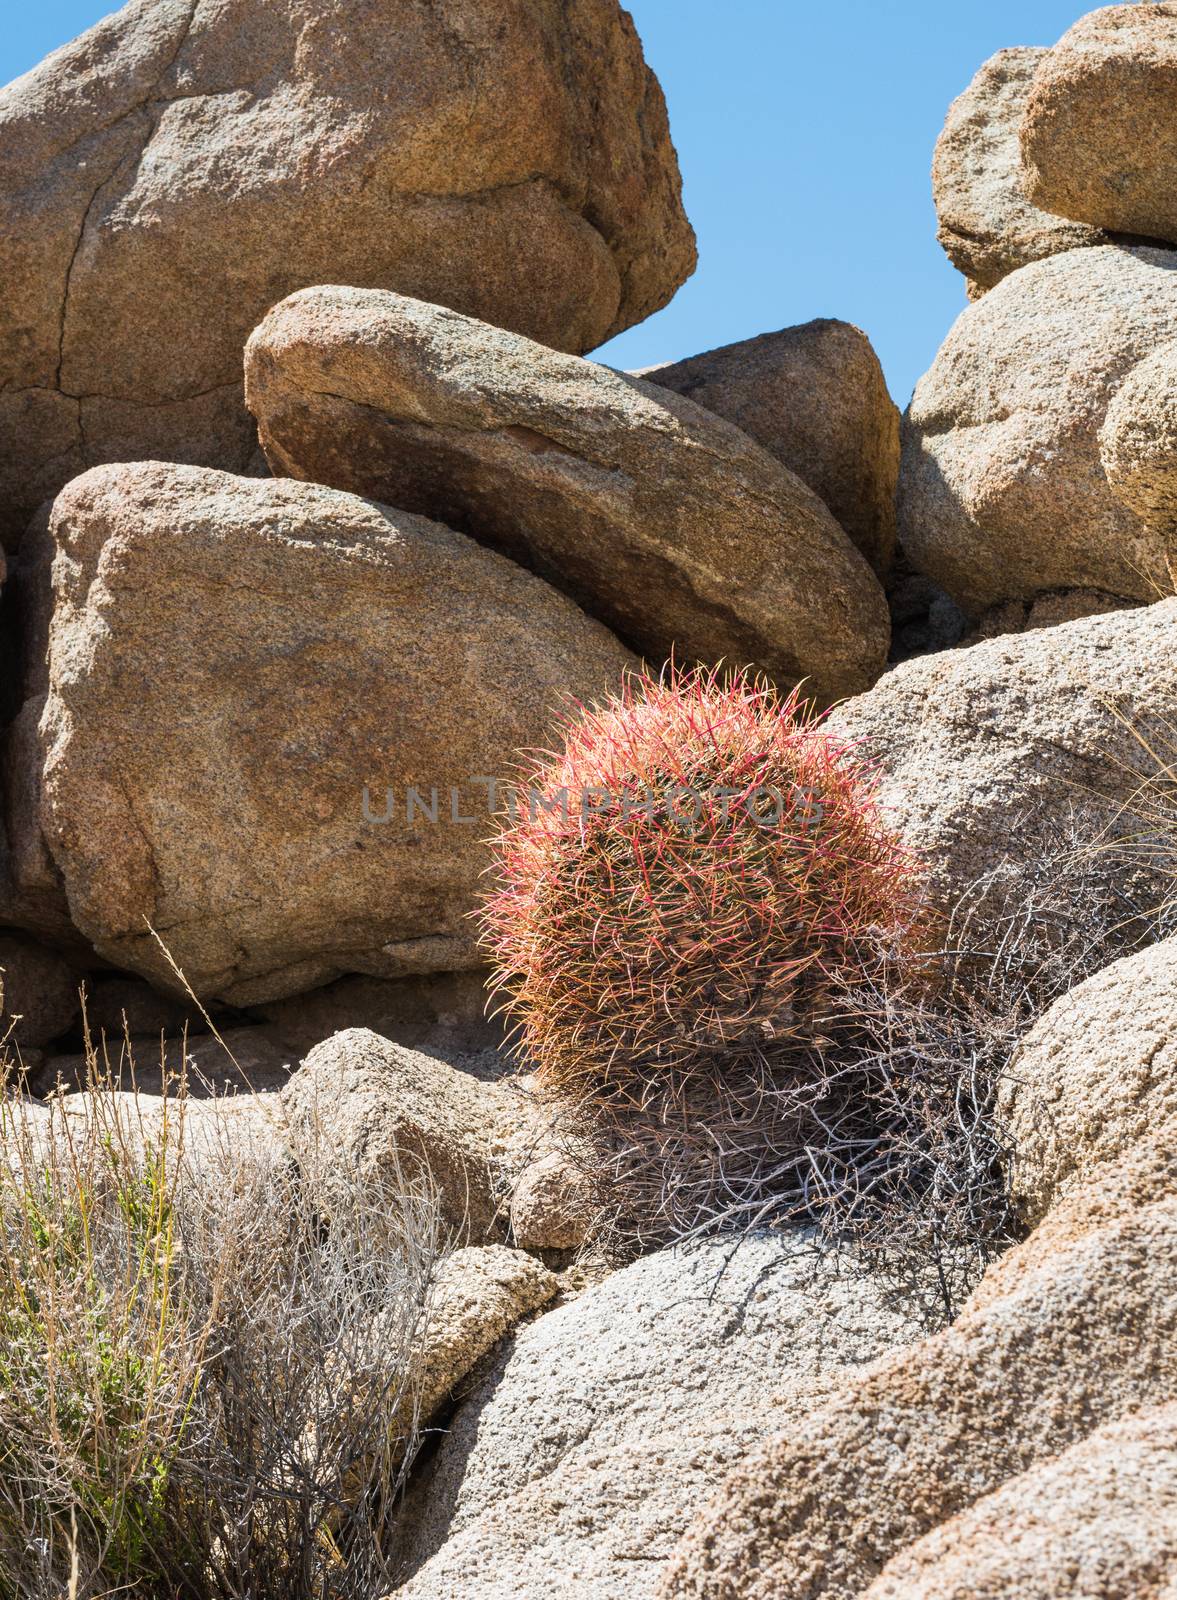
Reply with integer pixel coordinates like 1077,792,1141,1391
395,1234,924,1599
24,463,632,1003
899,245,1177,616
0,932,80,1049
933,48,1104,296
1100,337,1177,530
507,1148,598,1253
998,936,1177,1228
416,1245,558,1426
1021,4,1177,247
863,1403,1177,1600
827,598,1177,915
0,0,695,544
660,1147,1177,1600
640,321,899,573
281,1029,543,1242
246,288,890,704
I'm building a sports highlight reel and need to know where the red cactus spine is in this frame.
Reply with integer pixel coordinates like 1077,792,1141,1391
480,664,926,1129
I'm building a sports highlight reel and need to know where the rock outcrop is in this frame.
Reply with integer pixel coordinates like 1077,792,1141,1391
933,48,1104,297
1021,4,1177,247
246,287,890,704
507,1149,598,1253
1100,337,1177,532
827,598,1177,916
862,1404,1177,1600
899,245,1177,616
660,1144,1177,1600
395,1234,924,1600
0,0,696,544
23,463,633,1003
641,321,899,574
998,935,1177,1228
416,1245,558,1426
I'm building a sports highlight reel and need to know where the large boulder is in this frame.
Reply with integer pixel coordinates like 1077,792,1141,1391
1100,337,1177,530
862,1404,1177,1600
826,598,1177,917
640,321,899,574
998,936,1177,1229
899,245,1177,617
660,1144,1177,1600
933,48,1104,298
394,1234,924,1600
1021,4,1177,247
0,0,695,545
246,288,890,704
22,463,633,1004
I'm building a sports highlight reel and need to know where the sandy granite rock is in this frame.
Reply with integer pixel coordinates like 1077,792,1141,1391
394,1233,924,1600
247,287,890,704
0,0,695,544
899,245,1177,615
641,320,899,574
933,47,1104,294
1022,4,1177,246
998,935,1177,1227
827,597,1177,915
1100,337,1177,533
862,1403,1177,1600
23,463,633,1002
660,1142,1177,1600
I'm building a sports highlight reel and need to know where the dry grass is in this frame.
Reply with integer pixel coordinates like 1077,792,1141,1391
1084,697,1177,927
0,1084,206,1600
0,1051,446,1600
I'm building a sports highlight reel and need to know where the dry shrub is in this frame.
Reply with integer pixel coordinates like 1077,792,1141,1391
0,1055,445,1600
561,823,1157,1317
803,813,1174,1313
168,1102,443,1600
1086,697,1177,926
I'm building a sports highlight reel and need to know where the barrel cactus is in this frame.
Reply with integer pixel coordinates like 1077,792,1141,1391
479,664,930,1242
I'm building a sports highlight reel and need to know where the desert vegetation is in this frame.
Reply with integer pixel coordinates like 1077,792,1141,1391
0,1063,443,1600
2,1,1177,1596
481,666,1177,1312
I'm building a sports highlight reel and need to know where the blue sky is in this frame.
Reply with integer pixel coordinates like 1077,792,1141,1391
3,1,1088,407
